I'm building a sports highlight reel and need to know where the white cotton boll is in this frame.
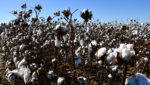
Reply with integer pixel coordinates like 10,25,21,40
75,47,81,56
133,30,138,35
86,27,90,33
91,40,97,46
125,78,136,85
107,49,112,54
109,65,118,72
121,48,131,62
15,61,19,67
22,67,31,84
63,36,67,42
30,63,38,68
108,74,112,79
19,44,26,51
82,9,87,13
144,57,148,63
47,70,54,78
98,60,102,65
126,44,134,50
31,71,38,83
95,47,107,59
1,32,5,39
80,39,84,46
54,24,61,30
6,72,16,82
18,58,27,68
52,58,56,62
77,76,87,84
54,24,68,32
37,29,42,36
55,39,61,47
119,44,127,52
57,77,64,85
2,46,6,51
6,60,11,66
13,57,17,63
107,52,117,64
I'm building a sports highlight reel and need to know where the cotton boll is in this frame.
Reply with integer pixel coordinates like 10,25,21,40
119,44,127,52
57,77,64,85
63,35,67,42
47,70,54,78
97,60,102,65
55,39,61,47
6,72,16,82
107,52,117,64
18,58,27,68
107,49,112,54
80,39,85,46
91,40,97,46
144,57,148,63
13,57,17,63
19,44,26,51
77,76,87,84
95,47,107,59
37,29,42,36
126,44,134,50
22,67,31,84
108,74,112,79
121,48,131,62
109,65,118,72
31,71,38,83
75,47,81,56
52,58,56,63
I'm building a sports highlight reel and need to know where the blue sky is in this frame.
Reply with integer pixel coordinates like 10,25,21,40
0,0,150,23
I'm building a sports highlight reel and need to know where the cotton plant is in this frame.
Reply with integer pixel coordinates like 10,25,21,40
0,3,149,85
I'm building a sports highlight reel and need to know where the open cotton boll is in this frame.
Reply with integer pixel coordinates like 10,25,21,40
95,47,107,59
77,76,87,84
109,65,118,72
107,49,112,54
119,44,127,52
80,39,85,46
31,71,38,83
18,58,27,68
54,24,68,33
19,44,26,51
6,69,19,82
75,47,81,56
97,60,102,65
37,29,42,36
144,57,148,63
121,48,131,62
91,40,97,46
55,39,61,47
21,66,31,84
47,70,54,78
108,74,112,79
57,77,64,85
107,52,117,64
126,44,134,50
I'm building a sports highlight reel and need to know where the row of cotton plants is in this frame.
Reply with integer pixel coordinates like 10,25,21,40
0,4,149,85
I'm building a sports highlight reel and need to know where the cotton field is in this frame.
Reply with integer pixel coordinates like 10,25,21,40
0,4,150,85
